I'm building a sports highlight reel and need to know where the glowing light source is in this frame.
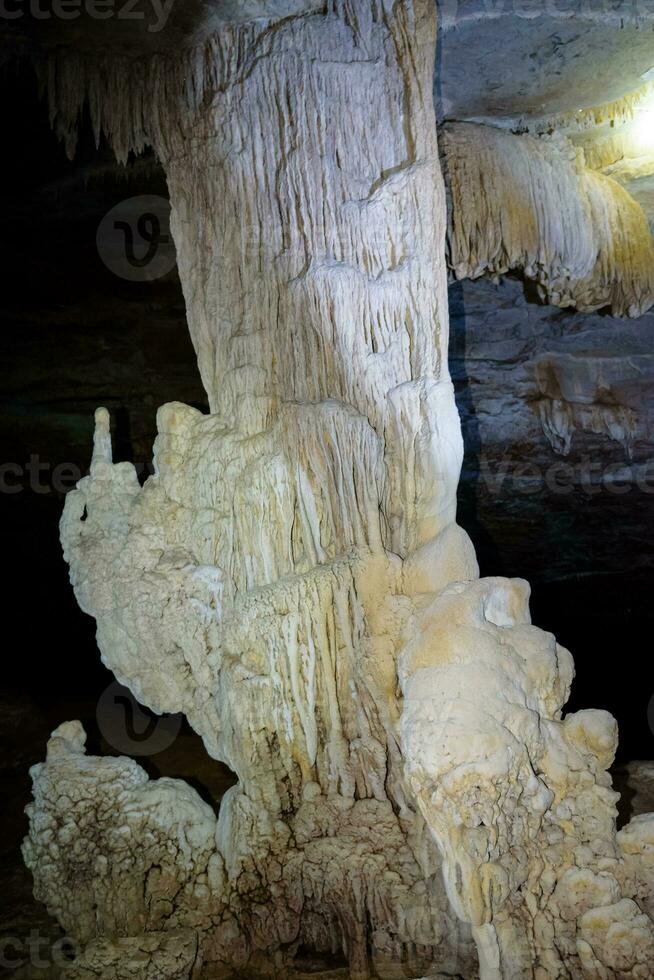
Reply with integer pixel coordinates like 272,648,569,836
632,99,654,155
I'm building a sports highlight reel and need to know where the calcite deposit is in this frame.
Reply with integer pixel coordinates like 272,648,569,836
23,1,654,978
442,122,654,318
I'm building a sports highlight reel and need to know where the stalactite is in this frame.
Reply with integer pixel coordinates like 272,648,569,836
443,121,654,318
519,80,654,139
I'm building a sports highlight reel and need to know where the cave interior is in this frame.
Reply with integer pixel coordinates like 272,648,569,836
1,2,654,978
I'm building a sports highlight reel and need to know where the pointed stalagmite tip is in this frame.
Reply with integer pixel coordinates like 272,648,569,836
92,406,113,469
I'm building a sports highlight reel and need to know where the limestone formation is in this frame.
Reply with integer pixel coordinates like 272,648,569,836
61,931,203,980
523,81,654,145
442,122,654,318
23,2,654,978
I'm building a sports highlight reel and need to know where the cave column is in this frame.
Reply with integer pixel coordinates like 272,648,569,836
157,0,461,558
30,3,478,976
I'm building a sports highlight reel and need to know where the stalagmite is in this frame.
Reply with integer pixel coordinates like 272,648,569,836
23,2,654,977
442,121,654,318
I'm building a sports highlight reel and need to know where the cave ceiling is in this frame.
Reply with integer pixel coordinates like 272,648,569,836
437,0,654,123
9,1,652,124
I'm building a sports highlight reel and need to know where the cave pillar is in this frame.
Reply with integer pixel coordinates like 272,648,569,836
25,3,478,977
158,0,460,557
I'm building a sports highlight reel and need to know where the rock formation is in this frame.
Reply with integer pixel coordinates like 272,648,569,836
442,122,654,318
22,2,654,977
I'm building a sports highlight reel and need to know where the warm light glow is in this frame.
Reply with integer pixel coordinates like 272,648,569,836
633,100,654,155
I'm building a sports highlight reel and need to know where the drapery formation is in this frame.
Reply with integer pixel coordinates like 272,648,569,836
443,122,654,318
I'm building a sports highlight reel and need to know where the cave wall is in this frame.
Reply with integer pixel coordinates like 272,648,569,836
450,275,654,761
